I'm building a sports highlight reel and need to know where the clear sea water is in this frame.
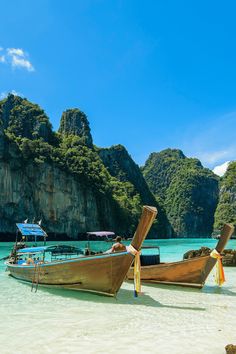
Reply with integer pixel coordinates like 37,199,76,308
0,238,236,354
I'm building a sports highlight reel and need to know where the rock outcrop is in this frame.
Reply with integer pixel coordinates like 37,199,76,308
98,145,157,205
183,247,236,266
225,344,236,354
214,161,236,231
0,95,158,239
1,94,232,240
0,135,123,238
0,94,54,143
142,149,219,237
58,108,93,148
98,145,171,237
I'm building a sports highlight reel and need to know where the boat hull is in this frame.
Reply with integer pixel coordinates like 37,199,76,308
7,252,134,296
127,255,216,288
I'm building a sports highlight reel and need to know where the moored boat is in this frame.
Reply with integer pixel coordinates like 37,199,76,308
127,223,234,288
6,205,157,296
86,231,115,242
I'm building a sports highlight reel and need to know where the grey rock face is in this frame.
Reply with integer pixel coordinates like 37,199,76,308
99,145,156,204
0,137,119,238
0,160,102,237
59,109,93,147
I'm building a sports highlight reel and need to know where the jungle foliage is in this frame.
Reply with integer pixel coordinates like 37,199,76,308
142,149,219,236
0,94,144,234
214,162,236,230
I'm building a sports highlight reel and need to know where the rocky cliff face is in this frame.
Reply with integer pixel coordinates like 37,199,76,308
99,145,155,203
58,109,93,148
98,145,171,237
214,161,236,230
0,94,54,142
0,94,225,239
0,95,156,239
142,149,219,237
0,136,120,237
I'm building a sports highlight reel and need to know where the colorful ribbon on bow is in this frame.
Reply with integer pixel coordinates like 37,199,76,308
210,249,225,286
126,245,141,297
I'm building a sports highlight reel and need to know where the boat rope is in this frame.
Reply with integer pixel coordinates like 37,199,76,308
210,249,225,286
126,245,141,297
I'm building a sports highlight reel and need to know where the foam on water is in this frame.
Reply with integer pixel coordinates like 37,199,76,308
0,239,236,354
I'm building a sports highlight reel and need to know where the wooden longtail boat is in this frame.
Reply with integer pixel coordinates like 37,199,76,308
6,206,157,296
127,223,234,288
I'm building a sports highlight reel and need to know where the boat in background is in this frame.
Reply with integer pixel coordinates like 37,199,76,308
127,223,234,288
6,205,157,296
86,231,115,242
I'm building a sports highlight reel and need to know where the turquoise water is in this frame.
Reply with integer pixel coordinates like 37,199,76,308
0,239,236,354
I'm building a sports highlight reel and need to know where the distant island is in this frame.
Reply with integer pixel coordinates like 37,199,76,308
0,94,235,239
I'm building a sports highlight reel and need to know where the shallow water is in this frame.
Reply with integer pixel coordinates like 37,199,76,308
0,239,236,354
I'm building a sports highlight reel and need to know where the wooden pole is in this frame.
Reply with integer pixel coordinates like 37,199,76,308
131,206,157,251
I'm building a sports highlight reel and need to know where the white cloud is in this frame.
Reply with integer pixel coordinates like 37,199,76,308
181,110,236,168
213,161,230,177
7,48,24,57
198,149,234,165
0,90,23,100
0,47,34,72
11,55,34,71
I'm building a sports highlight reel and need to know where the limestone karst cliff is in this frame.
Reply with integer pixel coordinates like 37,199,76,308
98,145,171,237
0,94,230,239
0,95,158,238
58,108,93,148
142,149,219,237
214,161,236,230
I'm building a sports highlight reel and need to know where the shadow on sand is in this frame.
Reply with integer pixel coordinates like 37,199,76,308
34,283,206,312
136,280,236,297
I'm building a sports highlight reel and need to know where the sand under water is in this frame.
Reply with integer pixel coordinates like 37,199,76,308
0,239,235,354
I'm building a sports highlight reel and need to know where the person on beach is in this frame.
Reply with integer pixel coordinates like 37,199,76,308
104,236,126,253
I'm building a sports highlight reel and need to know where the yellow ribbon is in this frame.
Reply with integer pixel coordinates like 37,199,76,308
210,249,225,286
126,245,141,297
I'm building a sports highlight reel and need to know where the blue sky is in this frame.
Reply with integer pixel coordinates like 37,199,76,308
0,0,236,171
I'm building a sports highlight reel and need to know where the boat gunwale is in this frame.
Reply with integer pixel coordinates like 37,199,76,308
130,254,210,269
6,251,132,269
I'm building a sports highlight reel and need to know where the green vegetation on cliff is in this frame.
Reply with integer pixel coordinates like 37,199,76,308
214,161,236,229
1,94,225,238
142,149,219,236
0,94,55,143
98,145,170,237
0,94,150,236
